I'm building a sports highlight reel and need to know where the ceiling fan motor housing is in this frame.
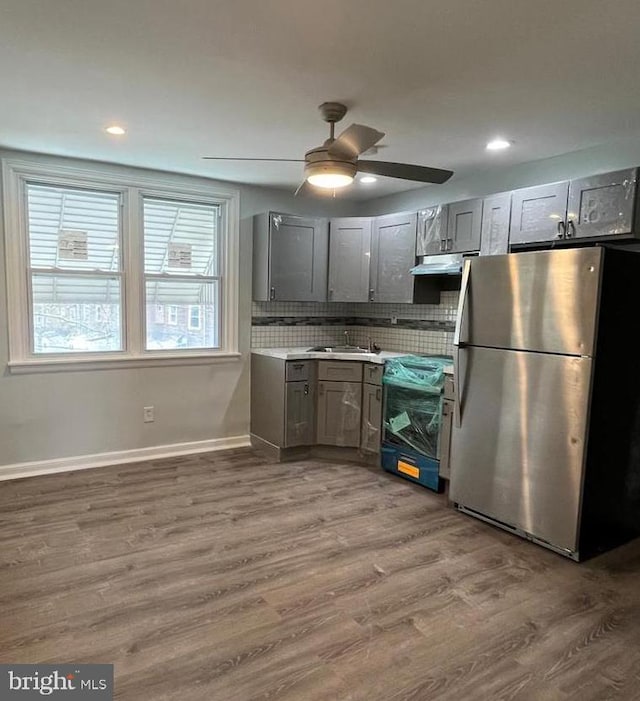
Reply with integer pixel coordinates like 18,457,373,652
304,144,357,181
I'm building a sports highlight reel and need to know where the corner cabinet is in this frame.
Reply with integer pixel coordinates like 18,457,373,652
253,212,329,301
370,212,418,303
328,217,373,302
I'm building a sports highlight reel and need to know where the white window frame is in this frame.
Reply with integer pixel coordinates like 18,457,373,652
2,155,240,373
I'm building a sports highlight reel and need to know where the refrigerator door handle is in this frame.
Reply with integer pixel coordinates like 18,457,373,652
454,259,471,426
453,258,471,347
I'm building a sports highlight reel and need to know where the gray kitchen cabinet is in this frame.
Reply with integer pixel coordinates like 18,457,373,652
253,212,329,301
328,218,372,302
251,355,316,452
509,182,570,245
447,198,483,253
370,212,418,303
285,381,315,447
417,205,449,255
480,192,512,256
317,380,362,447
567,168,638,240
361,382,383,453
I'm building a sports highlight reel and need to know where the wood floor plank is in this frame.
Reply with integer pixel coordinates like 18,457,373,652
1,450,640,700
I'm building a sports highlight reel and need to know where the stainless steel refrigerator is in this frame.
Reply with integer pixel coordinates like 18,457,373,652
450,246,640,560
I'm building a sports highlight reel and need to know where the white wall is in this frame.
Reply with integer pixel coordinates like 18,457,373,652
0,149,352,469
358,137,640,216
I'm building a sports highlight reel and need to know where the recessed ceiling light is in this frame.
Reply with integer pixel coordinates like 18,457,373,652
486,138,511,151
360,176,377,183
105,125,126,135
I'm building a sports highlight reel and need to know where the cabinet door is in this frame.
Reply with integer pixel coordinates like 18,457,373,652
567,168,638,240
317,381,362,447
361,383,383,453
447,198,483,253
417,206,448,256
370,212,417,303
270,213,329,301
479,193,512,256
285,381,315,447
510,182,569,245
328,218,372,302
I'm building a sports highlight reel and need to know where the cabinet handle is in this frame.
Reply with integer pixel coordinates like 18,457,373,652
556,221,566,239
376,388,381,402
447,238,453,251
369,289,375,302
318,383,324,396
304,384,309,395
328,288,333,300
439,238,445,252
270,286,276,300
566,220,576,238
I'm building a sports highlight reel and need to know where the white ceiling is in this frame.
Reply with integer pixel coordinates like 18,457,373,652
2,0,640,200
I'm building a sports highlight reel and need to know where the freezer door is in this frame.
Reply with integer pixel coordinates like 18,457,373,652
456,248,602,356
450,346,592,553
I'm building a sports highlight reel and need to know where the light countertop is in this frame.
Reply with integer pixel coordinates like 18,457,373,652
251,347,410,364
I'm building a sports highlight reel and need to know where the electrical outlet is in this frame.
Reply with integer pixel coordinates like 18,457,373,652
143,406,155,423
391,316,398,325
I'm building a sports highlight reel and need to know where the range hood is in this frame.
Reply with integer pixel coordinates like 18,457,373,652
410,253,464,276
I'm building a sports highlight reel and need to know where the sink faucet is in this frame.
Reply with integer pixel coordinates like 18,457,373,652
344,330,351,347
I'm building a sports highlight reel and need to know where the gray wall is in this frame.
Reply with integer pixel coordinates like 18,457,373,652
358,137,640,215
0,149,352,468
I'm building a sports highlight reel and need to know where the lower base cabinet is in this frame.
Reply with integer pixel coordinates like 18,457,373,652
317,381,362,447
285,381,315,447
361,383,382,453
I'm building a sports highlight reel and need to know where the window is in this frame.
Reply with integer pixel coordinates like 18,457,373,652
143,197,218,350
188,305,202,331
2,157,240,371
27,183,123,354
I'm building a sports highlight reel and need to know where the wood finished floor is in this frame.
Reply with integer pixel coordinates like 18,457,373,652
1,449,640,700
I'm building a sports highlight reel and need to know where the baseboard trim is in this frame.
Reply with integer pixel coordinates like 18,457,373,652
0,435,252,482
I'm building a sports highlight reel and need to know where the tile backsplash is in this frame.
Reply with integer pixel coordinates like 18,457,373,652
251,291,459,356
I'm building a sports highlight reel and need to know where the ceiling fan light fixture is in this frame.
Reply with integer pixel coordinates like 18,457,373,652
304,160,355,189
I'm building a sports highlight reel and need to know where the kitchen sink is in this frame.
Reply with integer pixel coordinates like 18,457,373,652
307,345,380,354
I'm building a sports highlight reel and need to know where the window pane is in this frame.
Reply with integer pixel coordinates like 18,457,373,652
27,183,120,272
145,280,218,350
32,274,122,353
143,198,218,276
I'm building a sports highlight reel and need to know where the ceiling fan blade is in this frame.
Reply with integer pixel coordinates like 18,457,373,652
328,124,385,159
202,157,305,162
294,179,311,197
357,160,454,184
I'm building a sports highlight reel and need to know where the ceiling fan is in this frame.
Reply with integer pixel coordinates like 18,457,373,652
203,102,454,195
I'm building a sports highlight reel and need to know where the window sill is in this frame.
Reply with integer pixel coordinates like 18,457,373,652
7,351,242,374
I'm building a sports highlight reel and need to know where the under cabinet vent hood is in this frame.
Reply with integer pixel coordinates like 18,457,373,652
410,253,465,276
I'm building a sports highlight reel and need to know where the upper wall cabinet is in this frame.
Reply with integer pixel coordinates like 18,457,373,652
416,199,482,255
253,212,329,301
328,217,372,302
370,212,418,303
567,168,638,240
417,206,449,255
510,182,570,245
447,198,483,253
510,169,639,245
480,193,512,256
